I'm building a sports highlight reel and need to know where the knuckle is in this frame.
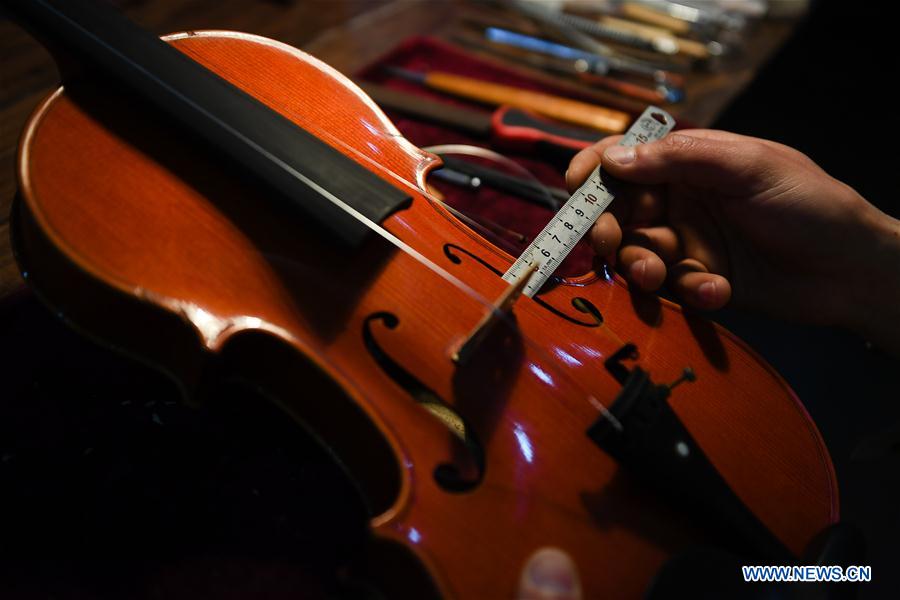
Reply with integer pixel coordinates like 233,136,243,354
739,141,786,181
642,133,702,164
742,140,770,163
660,133,698,153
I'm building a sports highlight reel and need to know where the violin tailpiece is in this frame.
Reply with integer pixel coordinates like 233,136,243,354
588,345,794,562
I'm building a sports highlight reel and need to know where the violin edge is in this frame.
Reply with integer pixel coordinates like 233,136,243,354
15,27,839,537
9,28,839,598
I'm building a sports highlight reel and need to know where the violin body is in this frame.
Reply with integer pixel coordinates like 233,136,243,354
13,31,837,598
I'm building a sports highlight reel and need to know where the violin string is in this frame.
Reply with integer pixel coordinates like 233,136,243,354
420,144,549,251
421,143,559,212
286,146,623,426
96,23,623,430
432,202,526,256
275,122,622,430
46,14,552,393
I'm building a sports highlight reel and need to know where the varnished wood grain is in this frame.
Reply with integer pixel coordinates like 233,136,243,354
0,0,390,299
15,31,836,598
1,1,798,300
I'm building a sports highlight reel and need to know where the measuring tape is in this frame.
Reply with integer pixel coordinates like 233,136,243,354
502,106,675,297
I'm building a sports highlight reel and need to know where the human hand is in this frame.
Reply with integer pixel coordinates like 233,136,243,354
517,547,581,600
569,129,900,352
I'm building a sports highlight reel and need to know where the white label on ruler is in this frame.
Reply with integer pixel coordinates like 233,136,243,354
502,106,675,297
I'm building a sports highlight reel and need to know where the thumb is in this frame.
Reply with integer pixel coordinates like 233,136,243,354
601,133,775,195
518,548,582,600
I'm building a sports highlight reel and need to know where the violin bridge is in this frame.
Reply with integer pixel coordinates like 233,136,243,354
451,265,536,365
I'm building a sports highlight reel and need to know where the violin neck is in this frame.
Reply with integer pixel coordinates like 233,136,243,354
2,0,411,247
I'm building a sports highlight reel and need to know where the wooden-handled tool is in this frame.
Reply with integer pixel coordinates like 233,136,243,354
599,16,719,60
358,83,602,157
385,67,630,134
620,2,693,35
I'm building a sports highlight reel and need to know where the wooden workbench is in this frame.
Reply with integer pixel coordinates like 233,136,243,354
0,0,798,301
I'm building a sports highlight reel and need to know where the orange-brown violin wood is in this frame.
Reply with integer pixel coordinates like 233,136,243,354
13,31,837,599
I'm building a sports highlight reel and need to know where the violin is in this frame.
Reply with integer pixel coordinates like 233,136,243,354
4,0,837,597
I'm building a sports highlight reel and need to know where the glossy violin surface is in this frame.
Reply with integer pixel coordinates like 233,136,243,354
10,8,837,598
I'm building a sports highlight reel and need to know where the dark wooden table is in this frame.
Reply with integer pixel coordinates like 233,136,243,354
0,0,797,301
306,1,797,127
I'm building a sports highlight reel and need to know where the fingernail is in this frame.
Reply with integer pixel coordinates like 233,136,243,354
604,145,636,165
698,281,717,305
527,550,577,595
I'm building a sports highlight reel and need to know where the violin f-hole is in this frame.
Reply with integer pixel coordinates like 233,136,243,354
442,244,601,328
572,297,604,325
362,312,485,492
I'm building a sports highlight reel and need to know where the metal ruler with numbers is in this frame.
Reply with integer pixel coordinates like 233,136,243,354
502,106,675,297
